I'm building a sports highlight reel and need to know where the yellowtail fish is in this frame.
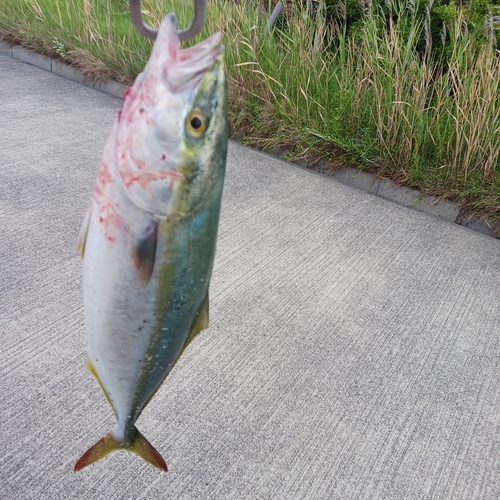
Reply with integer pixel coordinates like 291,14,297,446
74,14,227,472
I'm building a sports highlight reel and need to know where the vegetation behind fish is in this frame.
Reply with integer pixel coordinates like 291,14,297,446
0,0,499,221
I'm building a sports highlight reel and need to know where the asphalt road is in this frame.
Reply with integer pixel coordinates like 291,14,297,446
1,54,500,500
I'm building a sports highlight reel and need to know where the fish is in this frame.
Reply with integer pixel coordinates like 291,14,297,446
74,13,227,472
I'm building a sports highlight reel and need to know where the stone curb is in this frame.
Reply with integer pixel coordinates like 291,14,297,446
1,40,498,239
310,165,500,238
0,41,128,99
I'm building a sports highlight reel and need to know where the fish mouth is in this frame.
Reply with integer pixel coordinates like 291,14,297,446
149,13,223,93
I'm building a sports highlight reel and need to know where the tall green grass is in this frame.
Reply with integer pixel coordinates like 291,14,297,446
1,0,499,219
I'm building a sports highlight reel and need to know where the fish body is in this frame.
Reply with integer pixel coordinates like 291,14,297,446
75,14,227,472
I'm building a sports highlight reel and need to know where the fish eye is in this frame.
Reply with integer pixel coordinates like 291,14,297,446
186,109,208,138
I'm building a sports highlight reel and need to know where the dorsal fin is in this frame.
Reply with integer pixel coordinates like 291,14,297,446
163,293,210,375
185,293,209,349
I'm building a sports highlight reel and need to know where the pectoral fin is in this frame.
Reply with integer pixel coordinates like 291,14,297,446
77,205,92,259
132,221,158,285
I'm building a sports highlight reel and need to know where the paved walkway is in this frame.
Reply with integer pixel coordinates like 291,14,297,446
1,54,500,499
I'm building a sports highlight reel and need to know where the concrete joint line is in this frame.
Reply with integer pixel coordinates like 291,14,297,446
0,39,498,240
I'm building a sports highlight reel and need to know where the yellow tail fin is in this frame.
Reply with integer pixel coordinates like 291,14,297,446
74,427,167,472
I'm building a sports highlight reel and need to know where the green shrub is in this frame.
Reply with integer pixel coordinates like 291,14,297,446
321,0,500,58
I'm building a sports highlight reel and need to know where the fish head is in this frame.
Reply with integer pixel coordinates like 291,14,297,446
116,13,227,217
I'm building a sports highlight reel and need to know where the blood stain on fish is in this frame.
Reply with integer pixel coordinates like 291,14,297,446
122,87,133,100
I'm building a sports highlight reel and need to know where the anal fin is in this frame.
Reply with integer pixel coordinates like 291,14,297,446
86,358,116,415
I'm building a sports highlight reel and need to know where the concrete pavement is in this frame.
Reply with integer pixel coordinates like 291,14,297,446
1,54,500,499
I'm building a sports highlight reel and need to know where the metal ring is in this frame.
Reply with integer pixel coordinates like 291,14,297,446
129,0,206,41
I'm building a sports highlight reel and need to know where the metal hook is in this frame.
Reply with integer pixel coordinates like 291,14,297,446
129,0,206,41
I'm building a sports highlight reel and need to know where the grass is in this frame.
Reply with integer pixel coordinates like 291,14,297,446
1,0,499,223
